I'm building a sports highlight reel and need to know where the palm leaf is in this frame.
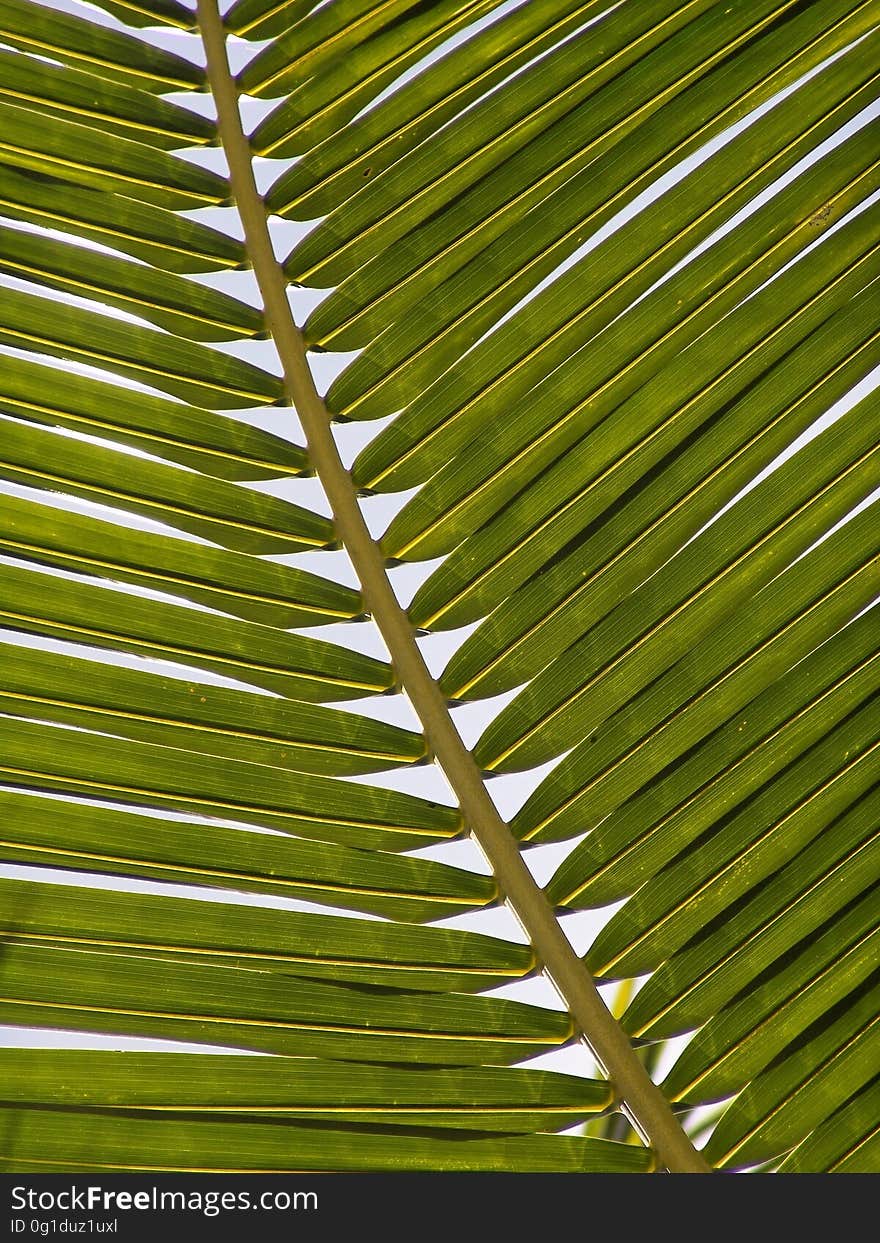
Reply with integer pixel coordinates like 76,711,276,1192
0,0,877,1173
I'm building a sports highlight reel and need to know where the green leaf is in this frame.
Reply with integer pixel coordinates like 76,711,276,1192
0,226,265,342
703,981,880,1169
512,502,880,843
586,704,880,979
0,165,245,274
312,0,872,355
661,896,879,1104
475,392,880,774
255,0,599,165
549,610,880,910
345,37,878,442
391,210,879,575
0,716,462,851
779,1079,880,1172
0,492,362,629
0,417,329,553
0,285,283,408
0,941,572,1065
0,100,227,209
0,1104,651,1172
0,353,306,479
1,562,390,702
0,789,496,922
438,265,880,697
622,788,880,1040
0,874,515,982
0,48,214,150
0,0,205,92
251,0,503,155
1,641,427,775
0,1048,611,1132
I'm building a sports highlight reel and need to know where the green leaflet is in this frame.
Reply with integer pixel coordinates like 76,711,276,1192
0,100,226,209
549,610,880,909
512,503,880,843
586,703,880,979
0,1048,610,1132
257,0,600,166
1,640,426,776
0,354,306,479
250,0,502,155
347,42,879,448
0,716,462,852
622,788,880,1038
0,166,245,274
1,562,390,702
438,261,880,696
313,0,867,354
0,418,328,554
0,1105,650,1172
393,216,879,581
475,391,880,774
0,874,515,983
779,1080,880,1172
661,897,879,1103
0,48,214,150
0,941,571,1065
281,0,721,280
0,789,495,923
0,493,361,628
704,981,880,1169
0,285,283,409
0,0,205,92
0,227,265,342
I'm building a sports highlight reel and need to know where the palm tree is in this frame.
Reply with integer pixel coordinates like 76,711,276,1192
0,0,877,1174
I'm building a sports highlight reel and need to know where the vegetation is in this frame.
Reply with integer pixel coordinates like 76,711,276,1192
0,0,878,1173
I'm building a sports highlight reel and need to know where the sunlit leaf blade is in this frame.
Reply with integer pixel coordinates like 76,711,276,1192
0,1049,611,1132
0,493,362,629
280,0,727,256
779,1079,880,1172
349,46,878,458
0,166,245,273
0,101,227,208
622,788,880,1040
0,227,264,343
586,704,880,980
475,393,880,774
0,790,494,922
1,564,390,703
703,980,880,1169
0,716,462,851
256,0,598,165
0,941,572,1064
1,641,426,775
661,897,879,1104
251,0,502,155
239,0,477,96
0,1104,651,1172
0,48,213,150
0,875,515,982
513,505,880,843
393,218,879,580
0,419,328,554
0,287,283,409
0,355,306,480
0,0,205,91
549,611,880,910
438,275,879,700
311,0,875,356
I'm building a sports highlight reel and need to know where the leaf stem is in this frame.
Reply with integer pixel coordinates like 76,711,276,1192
196,0,710,1175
